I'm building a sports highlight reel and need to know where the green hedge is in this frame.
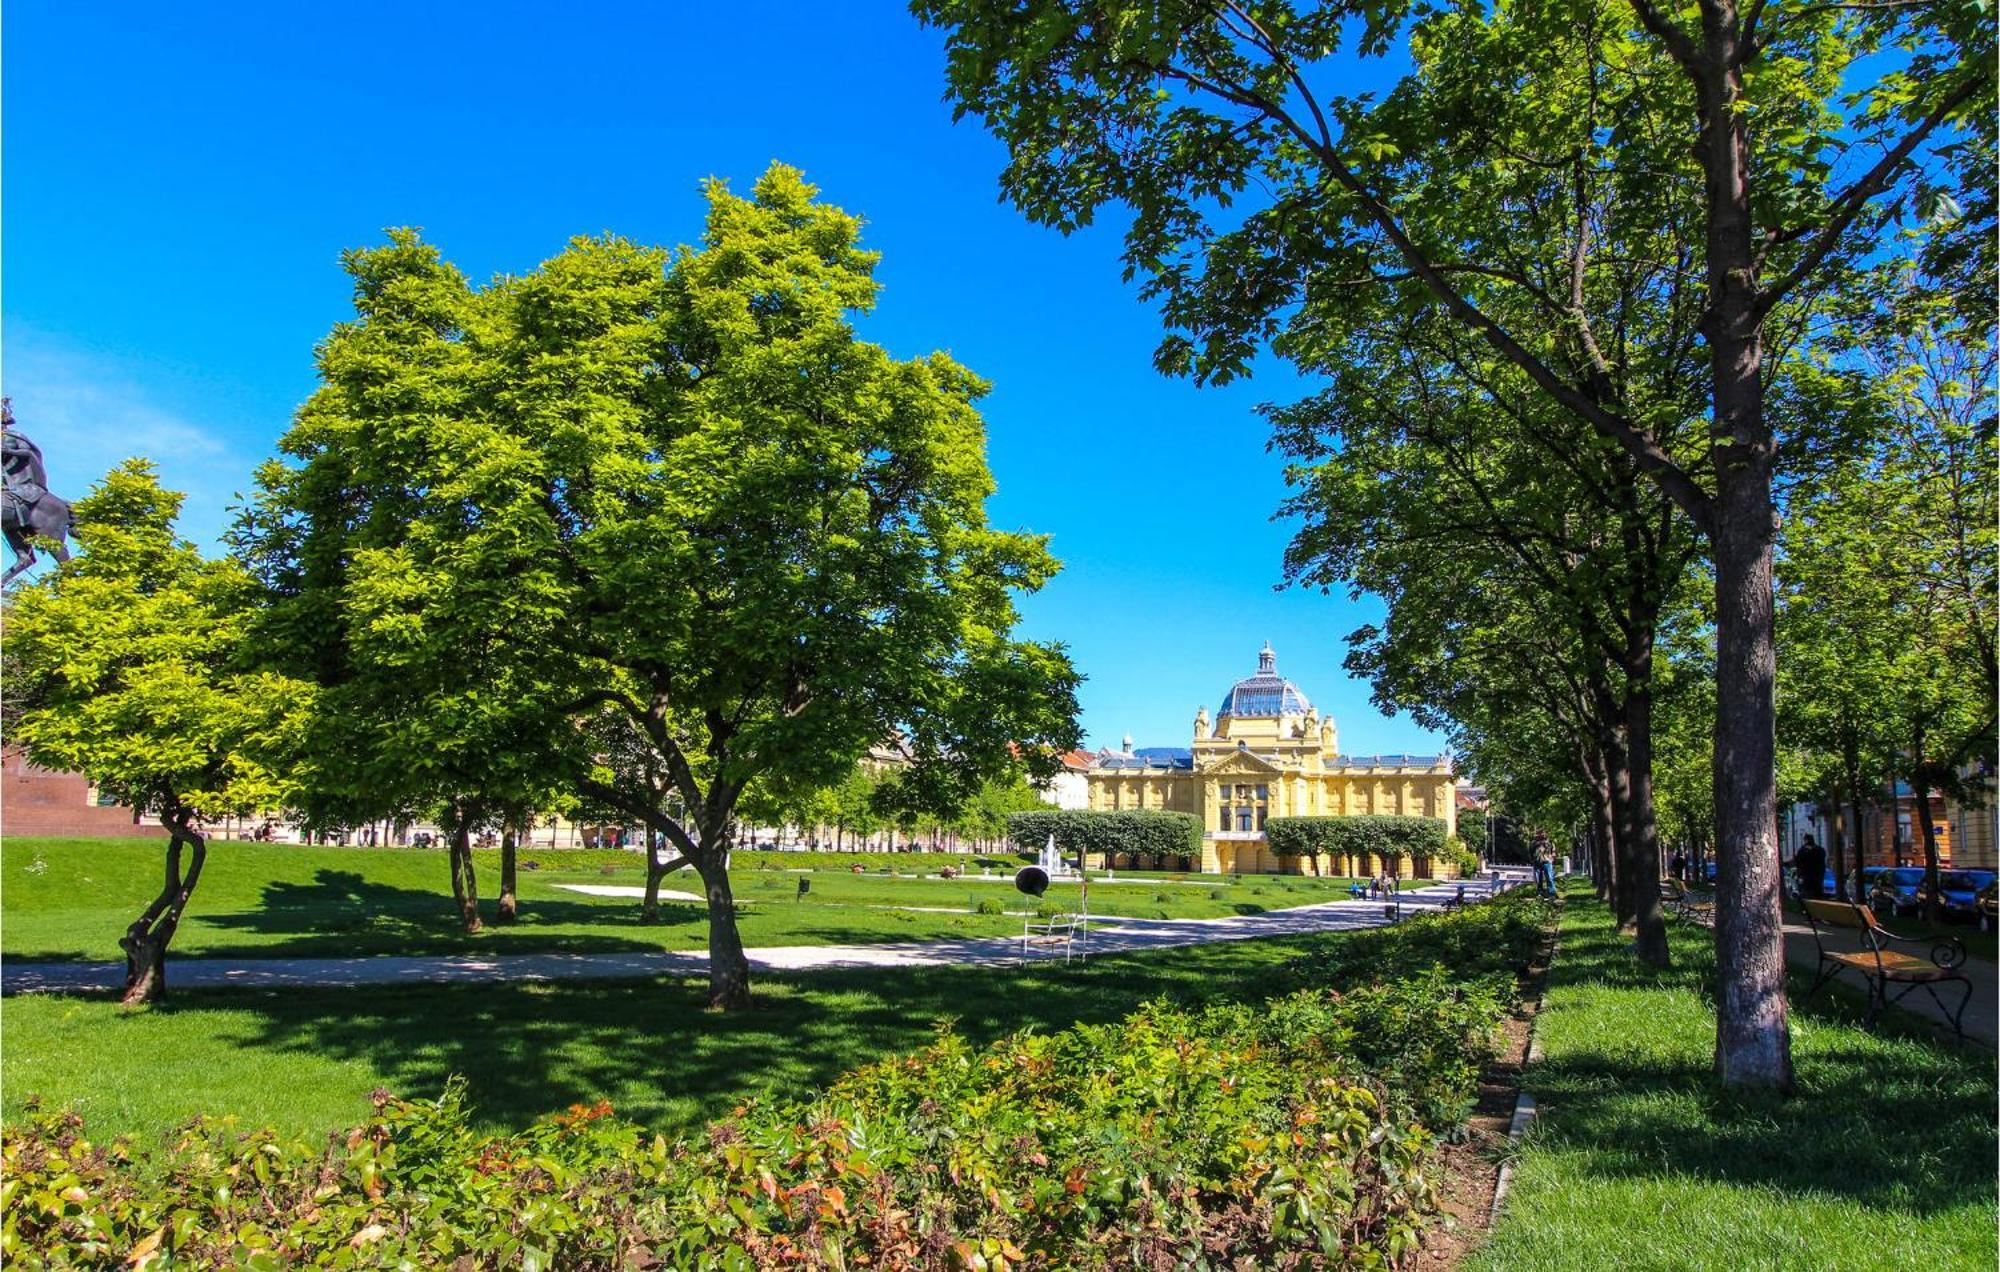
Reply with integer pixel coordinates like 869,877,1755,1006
1265,815,1449,872
1005,808,1203,865
732,848,1023,873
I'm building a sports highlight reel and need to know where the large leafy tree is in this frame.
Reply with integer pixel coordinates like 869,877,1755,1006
250,165,1080,1007
6,463,312,1003
916,0,1990,1089
237,231,593,934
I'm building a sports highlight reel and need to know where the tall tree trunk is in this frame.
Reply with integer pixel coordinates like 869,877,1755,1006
1826,788,1849,902
695,823,751,1009
120,808,207,1005
1602,724,1638,931
496,826,519,924
1688,6,1794,1091
1911,760,1945,925
1709,460,1791,1090
1625,683,1671,967
1583,746,1617,904
449,806,482,934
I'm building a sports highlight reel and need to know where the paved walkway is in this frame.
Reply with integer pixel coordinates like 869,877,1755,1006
1780,911,1997,1048
0,870,1534,995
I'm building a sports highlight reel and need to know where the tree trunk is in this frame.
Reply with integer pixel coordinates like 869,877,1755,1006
695,828,751,1009
1625,684,1671,967
497,826,519,924
120,811,208,1005
449,811,482,934
1708,462,1792,1090
1602,725,1638,931
1912,767,1945,925
1583,748,1617,905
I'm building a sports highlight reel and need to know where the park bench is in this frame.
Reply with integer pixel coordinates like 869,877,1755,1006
1800,898,1972,1044
1019,913,1086,967
1659,878,1715,926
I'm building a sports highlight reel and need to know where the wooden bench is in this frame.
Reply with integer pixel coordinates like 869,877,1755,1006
1019,913,1086,967
1801,899,1972,1043
1659,878,1715,925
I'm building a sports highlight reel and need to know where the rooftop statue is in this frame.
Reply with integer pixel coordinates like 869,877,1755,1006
2,399,74,587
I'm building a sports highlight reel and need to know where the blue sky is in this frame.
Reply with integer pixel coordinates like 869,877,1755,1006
3,1,1441,757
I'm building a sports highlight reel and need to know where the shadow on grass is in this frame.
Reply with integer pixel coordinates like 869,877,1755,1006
1525,892,1995,1217
123,899,1552,1139
186,870,693,959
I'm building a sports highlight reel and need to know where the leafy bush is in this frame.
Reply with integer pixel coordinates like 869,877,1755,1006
1005,809,1202,865
4,896,1543,1269
974,897,1007,916
1265,815,1448,874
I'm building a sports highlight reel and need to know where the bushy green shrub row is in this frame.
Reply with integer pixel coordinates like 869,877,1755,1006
1264,815,1448,873
5,897,1546,1269
1005,809,1203,866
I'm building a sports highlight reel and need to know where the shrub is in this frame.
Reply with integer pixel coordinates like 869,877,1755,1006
1005,809,1202,864
2,896,1542,1269
974,897,1007,916
1265,815,1448,873
4,972,1509,1269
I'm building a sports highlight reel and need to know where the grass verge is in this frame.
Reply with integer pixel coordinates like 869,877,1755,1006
1470,886,1997,1271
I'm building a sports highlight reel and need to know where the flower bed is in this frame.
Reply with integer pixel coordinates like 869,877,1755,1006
6,901,1544,1268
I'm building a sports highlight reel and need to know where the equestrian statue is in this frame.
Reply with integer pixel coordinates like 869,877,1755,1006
2,398,74,587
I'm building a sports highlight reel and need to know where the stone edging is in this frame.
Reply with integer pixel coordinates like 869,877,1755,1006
1487,906,1560,1228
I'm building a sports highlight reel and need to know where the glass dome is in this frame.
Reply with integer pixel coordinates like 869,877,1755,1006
1216,643,1314,719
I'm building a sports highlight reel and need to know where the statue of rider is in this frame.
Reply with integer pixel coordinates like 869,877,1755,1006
1,398,52,517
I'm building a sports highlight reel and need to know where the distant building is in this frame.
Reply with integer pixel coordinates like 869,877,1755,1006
1036,750,1094,811
1085,643,1457,875
2,744,160,839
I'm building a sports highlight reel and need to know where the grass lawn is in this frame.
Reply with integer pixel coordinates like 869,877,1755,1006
2,837,1396,964
1472,886,1997,1271
2,895,1536,1145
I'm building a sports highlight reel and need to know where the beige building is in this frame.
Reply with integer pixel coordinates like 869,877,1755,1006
1087,644,1458,875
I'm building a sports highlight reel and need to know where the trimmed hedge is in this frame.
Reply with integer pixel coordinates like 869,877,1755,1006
1006,809,1202,866
1265,815,1449,874
734,849,1024,873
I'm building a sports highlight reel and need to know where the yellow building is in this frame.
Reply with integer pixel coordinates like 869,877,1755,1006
1087,643,1459,876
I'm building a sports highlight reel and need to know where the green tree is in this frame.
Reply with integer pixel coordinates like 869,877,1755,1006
1780,285,1996,919
6,463,312,1003
236,230,594,934
915,0,1990,1090
249,165,1079,1007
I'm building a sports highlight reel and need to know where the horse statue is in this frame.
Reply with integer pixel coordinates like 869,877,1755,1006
2,399,74,587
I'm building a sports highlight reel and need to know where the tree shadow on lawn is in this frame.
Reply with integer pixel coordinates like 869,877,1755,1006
156,939,1325,1138
1527,900,1996,1217
183,870,690,960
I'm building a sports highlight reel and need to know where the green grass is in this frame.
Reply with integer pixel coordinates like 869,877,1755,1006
1471,887,1997,1271
2,837,1386,963
2,898,1538,1144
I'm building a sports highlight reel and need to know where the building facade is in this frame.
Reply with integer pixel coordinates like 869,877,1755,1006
1086,644,1458,875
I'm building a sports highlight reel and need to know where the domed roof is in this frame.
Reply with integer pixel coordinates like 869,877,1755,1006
1216,642,1313,719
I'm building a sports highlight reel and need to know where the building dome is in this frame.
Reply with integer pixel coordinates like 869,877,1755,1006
1216,642,1313,719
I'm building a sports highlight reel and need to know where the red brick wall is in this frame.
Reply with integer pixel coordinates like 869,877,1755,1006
2,746,161,838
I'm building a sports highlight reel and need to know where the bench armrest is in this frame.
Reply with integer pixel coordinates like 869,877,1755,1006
1868,923,1967,970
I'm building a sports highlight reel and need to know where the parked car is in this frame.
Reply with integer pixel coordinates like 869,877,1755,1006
1914,869,1998,923
1979,879,1997,933
1867,867,1928,917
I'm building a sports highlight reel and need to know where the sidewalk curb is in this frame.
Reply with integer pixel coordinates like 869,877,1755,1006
1488,910,1560,1229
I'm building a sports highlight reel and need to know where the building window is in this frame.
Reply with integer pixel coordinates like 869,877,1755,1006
1257,809,1268,830
1237,809,1254,832
1218,806,1231,831
1255,785,1268,801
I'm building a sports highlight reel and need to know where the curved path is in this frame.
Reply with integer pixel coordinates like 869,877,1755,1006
1,869,1534,995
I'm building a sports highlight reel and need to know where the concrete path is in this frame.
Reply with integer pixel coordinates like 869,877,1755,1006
1780,912,1997,1048
0,870,1533,996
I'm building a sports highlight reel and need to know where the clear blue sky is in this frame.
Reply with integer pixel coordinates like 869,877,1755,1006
3,1,1442,757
